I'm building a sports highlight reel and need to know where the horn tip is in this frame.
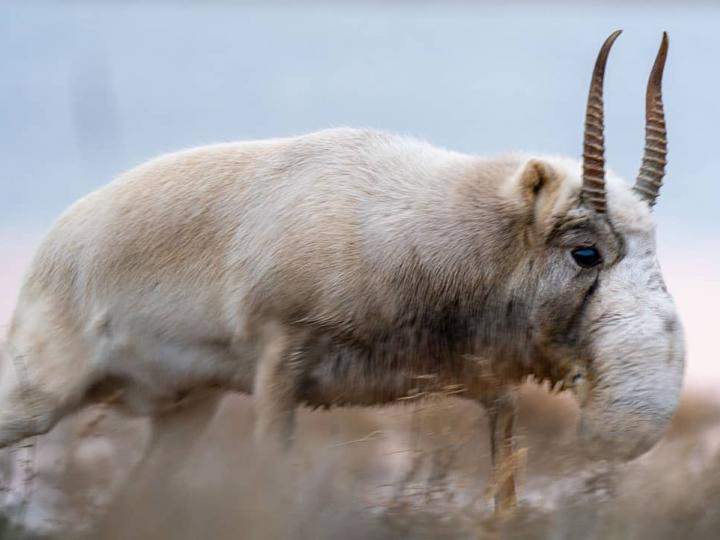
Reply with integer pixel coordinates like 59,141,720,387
607,29,623,44
653,31,670,75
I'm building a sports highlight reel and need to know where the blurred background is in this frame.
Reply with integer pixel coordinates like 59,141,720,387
2,0,718,390
1,1,719,538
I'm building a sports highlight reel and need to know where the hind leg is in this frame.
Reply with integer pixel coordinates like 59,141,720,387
100,390,222,535
0,333,95,528
0,294,101,449
0,355,82,523
0,343,92,449
129,390,221,477
252,323,305,450
136,389,222,473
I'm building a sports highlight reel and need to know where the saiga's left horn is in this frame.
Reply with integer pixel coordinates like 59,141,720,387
582,30,622,214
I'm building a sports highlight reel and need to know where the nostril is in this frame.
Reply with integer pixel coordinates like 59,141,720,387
663,317,676,334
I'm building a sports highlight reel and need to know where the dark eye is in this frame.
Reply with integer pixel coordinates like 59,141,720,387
571,247,602,268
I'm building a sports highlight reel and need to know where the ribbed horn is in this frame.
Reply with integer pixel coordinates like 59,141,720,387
582,30,622,214
634,32,669,207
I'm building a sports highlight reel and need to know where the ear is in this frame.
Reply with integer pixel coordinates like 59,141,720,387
515,159,561,208
504,159,565,237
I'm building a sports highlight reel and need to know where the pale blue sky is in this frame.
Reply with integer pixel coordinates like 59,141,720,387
1,2,718,248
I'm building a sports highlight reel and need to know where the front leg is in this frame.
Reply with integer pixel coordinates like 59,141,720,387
253,323,303,450
483,390,518,513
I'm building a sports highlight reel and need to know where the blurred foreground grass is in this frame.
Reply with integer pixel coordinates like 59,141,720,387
0,385,718,540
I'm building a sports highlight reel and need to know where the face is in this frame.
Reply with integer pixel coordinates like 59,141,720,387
522,161,685,461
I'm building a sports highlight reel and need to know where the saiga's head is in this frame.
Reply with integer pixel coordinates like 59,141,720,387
505,31,684,461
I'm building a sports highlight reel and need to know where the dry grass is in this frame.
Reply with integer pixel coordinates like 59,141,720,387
0,385,719,539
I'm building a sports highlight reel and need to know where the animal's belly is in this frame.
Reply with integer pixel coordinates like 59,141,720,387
296,339,473,409
90,322,256,414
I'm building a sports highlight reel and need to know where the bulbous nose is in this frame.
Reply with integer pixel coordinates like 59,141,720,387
577,299,685,462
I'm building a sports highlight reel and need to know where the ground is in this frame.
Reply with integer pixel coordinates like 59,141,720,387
0,383,718,540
